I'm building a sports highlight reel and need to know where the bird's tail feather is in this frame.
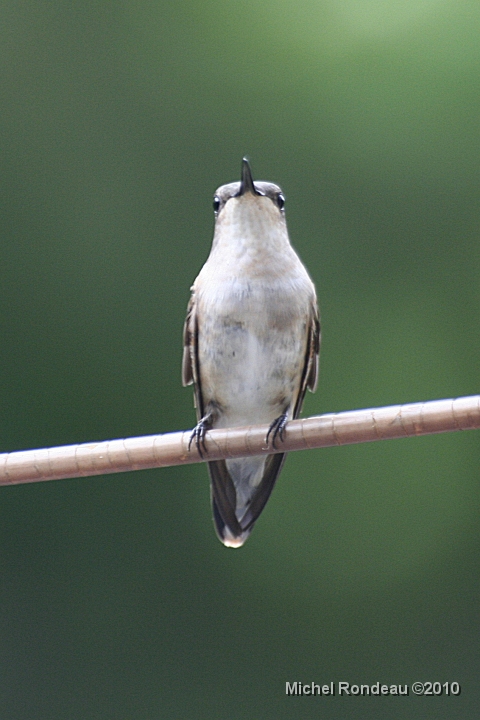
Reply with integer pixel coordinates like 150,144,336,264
208,453,286,548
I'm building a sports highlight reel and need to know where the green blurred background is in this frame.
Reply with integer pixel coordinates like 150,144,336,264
1,1,479,717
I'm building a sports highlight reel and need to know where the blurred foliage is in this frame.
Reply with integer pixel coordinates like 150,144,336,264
0,1,479,718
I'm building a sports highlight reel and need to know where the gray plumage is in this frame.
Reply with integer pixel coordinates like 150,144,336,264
183,159,320,547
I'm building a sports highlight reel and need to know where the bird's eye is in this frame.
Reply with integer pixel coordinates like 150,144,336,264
277,193,285,210
213,196,220,214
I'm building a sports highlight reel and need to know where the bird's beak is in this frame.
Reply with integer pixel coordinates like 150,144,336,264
237,158,258,196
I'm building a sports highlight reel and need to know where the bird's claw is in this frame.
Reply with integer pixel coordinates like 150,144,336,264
266,412,289,449
188,415,212,458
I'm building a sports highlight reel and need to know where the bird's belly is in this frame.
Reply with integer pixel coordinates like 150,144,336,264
198,297,308,428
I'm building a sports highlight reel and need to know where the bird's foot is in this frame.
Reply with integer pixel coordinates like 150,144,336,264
266,412,289,449
188,412,214,458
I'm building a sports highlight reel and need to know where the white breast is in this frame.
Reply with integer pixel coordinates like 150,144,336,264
196,266,314,429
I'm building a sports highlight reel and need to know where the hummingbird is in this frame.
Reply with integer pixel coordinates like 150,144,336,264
182,159,320,547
